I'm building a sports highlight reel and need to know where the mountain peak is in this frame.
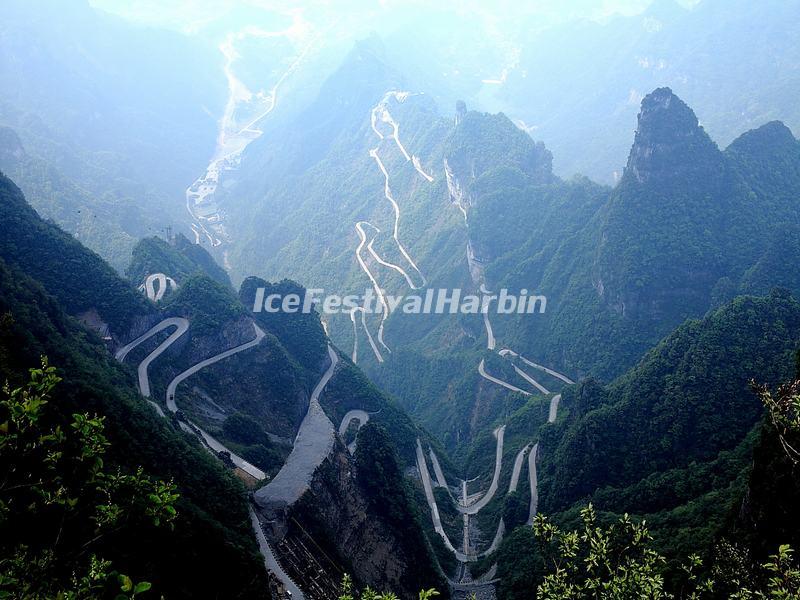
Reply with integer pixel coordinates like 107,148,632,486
623,88,721,185
726,120,797,158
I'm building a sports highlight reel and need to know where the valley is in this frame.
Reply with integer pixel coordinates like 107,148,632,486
2,2,800,599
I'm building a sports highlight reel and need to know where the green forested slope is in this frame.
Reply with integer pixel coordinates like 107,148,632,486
0,256,272,598
127,234,232,289
490,292,800,599
0,171,151,335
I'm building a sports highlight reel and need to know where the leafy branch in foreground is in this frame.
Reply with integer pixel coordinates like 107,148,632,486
533,505,800,599
0,358,179,598
337,574,440,600
533,504,689,599
752,378,800,463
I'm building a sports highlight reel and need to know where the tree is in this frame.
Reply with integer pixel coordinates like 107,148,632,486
754,378,800,463
0,358,178,598
533,505,800,600
337,574,439,600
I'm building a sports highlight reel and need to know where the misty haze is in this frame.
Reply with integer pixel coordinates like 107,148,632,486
1,1,800,599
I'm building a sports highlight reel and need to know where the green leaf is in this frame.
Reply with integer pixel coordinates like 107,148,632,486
119,574,133,592
134,581,152,593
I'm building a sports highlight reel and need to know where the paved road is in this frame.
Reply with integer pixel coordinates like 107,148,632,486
349,306,383,364
368,148,427,288
479,519,505,558
527,443,539,525
367,232,422,290
339,409,369,454
140,273,177,302
161,321,267,481
195,425,266,480
115,318,189,416
478,360,530,396
508,444,531,494
548,394,562,423
250,507,305,600
353,221,390,356
429,449,450,489
255,344,338,510
512,364,550,394
117,318,267,480
514,355,575,385
165,322,265,413
415,439,469,562
456,426,506,515
350,90,437,363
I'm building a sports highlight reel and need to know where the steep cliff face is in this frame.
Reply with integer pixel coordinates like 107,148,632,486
285,431,447,599
594,88,732,323
623,87,726,186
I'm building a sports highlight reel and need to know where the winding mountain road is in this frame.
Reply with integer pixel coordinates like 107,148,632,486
250,508,306,600
349,306,384,364
548,394,562,423
368,148,427,288
508,444,531,494
415,439,470,562
165,322,266,413
255,344,338,510
339,409,369,454
350,90,435,363
527,443,539,525
478,359,531,396
429,449,450,490
115,317,189,416
456,425,506,515
138,273,178,302
118,318,268,481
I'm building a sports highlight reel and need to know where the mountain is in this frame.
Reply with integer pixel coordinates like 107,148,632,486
0,169,446,597
209,45,800,450
492,0,800,182
0,125,152,271
0,170,151,336
0,176,271,598
0,0,226,267
499,88,800,381
491,291,800,599
127,233,233,290
199,55,800,594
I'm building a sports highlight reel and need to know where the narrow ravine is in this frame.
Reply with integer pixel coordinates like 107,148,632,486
186,27,314,249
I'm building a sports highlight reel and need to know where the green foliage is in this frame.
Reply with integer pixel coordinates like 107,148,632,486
240,277,328,371
533,506,800,600
0,358,177,598
0,173,151,335
221,413,282,472
0,256,271,598
533,505,682,599
222,412,273,447
338,573,440,600
164,274,244,336
755,379,800,463
540,294,800,512
354,424,445,593
126,234,231,290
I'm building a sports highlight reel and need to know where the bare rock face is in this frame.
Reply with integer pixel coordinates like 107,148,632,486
624,87,724,187
283,440,441,598
593,88,734,324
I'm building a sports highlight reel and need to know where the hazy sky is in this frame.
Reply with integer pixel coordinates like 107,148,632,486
89,0,696,34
